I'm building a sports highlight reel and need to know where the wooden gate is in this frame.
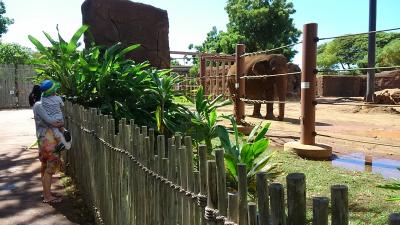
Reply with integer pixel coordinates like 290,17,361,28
0,64,35,109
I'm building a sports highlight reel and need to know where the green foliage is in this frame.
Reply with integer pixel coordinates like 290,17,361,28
0,1,13,38
377,39,400,67
378,168,400,202
317,32,400,71
144,72,190,136
216,115,281,196
191,0,301,59
187,86,231,153
29,26,188,133
0,43,32,64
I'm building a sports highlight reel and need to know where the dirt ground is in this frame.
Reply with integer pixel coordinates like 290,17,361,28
218,97,400,160
0,109,91,225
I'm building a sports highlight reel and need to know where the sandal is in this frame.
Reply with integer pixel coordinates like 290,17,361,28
42,197,62,203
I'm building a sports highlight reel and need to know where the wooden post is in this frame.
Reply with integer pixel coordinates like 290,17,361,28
238,163,248,225
185,136,195,225
331,185,349,225
199,145,208,225
269,183,286,225
300,23,318,145
257,172,270,225
200,56,207,95
287,173,306,225
228,193,239,223
161,158,169,225
389,213,400,225
235,44,246,124
215,149,227,216
207,160,218,225
248,202,258,225
168,144,177,225
180,145,189,225
194,171,201,225
312,197,329,225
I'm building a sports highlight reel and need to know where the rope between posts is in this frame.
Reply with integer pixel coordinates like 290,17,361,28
68,117,238,225
241,41,303,57
317,65,400,73
239,98,288,104
318,27,400,41
316,133,400,148
317,101,400,108
239,71,301,79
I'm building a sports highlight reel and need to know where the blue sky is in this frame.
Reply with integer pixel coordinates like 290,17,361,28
2,0,399,65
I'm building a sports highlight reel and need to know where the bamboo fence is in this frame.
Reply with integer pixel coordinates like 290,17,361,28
64,102,400,225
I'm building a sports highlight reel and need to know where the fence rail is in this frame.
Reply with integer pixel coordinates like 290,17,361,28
64,102,399,225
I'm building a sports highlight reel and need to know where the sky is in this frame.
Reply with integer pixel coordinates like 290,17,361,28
2,0,400,65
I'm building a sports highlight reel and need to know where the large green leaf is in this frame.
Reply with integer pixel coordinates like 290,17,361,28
67,25,89,52
28,35,47,53
254,122,270,142
251,139,269,158
216,125,233,154
224,153,239,182
115,44,140,59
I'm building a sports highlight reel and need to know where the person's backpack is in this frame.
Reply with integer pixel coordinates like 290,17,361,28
29,85,42,107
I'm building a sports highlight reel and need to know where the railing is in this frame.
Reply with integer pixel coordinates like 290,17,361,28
64,102,400,225
170,51,235,99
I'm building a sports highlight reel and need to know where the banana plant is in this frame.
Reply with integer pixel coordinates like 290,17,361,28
187,86,231,153
216,115,281,196
28,25,88,96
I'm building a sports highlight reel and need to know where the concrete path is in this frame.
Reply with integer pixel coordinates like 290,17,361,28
0,109,81,225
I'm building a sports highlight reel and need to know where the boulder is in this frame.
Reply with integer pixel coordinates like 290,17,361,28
81,0,170,69
374,88,400,105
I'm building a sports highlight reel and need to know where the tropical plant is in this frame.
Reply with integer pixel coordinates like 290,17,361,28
378,168,400,202
28,25,189,133
28,25,88,96
216,115,281,196
187,86,231,153
144,72,190,136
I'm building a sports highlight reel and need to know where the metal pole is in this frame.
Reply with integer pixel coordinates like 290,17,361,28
300,23,317,145
235,44,245,124
366,0,377,102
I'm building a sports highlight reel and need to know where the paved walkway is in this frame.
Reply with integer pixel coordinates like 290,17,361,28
0,109,81,225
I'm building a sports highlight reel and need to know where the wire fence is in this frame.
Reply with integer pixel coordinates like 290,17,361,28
240,41,303,58
318,27,400,41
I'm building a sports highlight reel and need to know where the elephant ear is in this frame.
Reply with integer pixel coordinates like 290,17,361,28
252,60,271,75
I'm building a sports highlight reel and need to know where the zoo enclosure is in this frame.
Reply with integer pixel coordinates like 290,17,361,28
0,64,35,109
64,102,400,225
170,51,235,99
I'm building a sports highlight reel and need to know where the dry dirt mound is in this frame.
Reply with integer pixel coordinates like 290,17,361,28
374,88,400,105
352,106,400,114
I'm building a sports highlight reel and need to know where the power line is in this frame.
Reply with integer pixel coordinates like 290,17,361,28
318,27,400,41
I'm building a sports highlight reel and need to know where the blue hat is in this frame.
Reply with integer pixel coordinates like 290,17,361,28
40,80,60,97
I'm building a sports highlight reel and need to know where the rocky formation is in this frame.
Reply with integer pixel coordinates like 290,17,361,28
374,88,400,105
81,0,170,69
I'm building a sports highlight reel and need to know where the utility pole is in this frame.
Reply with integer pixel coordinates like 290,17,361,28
366,0,377,102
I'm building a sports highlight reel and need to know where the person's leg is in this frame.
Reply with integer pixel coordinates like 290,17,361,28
42,160,61,202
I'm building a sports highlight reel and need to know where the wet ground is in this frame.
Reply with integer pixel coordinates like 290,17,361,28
332,152,400,179
218,98,400,180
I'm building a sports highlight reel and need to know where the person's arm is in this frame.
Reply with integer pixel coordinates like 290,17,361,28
33,103,64,127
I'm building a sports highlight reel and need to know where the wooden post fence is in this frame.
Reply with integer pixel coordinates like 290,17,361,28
64,101,397,225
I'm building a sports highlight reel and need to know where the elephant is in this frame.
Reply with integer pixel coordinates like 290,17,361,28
227,54,291,121
286,62,301,98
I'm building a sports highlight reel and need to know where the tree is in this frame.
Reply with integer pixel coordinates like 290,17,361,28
191,0,301,60
0,1,14,38
0,43,32,65
377,39,400,67
317,32,400,70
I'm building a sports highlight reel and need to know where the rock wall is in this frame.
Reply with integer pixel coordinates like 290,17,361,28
81,0,170,69
317,70,400,97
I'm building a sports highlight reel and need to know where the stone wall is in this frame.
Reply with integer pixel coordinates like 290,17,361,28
317,70,400,97
81,0,170,69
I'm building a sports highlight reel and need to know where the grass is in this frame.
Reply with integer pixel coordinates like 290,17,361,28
270,150,400,225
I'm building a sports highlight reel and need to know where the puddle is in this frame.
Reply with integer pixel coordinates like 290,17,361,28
332,152,400,179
